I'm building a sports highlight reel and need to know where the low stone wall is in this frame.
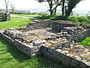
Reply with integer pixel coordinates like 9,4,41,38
0,32,44,57
63,27,87,41
51,21,90,41
0,32,33,58
18,20,52,31
40,46,90,68
52,21,78,32
84,29,90,37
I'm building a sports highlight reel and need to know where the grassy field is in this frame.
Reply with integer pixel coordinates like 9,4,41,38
0,17,64,68
0,17,32,29
11,14,90,25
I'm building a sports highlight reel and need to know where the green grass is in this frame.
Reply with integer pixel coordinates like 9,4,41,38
68,16,90,25
35,15,90,25
0,36,64,68
0,17,32,29
11,14,90,25
79,37,90,46
11,14,41,18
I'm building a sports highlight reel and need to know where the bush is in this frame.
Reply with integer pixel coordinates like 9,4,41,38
35,15,51,19
67,16,78,23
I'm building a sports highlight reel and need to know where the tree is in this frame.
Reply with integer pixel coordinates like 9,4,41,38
10,4,15,12
37,0,82,16
62,0,82,17
4,0,9,13
37,0,62,15
62,0,65,16
4,0,10,21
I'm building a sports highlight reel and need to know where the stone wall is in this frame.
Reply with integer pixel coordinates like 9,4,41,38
52,21,78,32
40,46,90,68
18,20,52,32
50,21,90,41
84,29,90,37
0,30,44,57
0,32,32,57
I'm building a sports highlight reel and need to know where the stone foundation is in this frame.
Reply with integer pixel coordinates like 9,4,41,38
0,20,90,68
0,32,90,68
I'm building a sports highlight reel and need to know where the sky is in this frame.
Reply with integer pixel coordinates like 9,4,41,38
0,0,90,13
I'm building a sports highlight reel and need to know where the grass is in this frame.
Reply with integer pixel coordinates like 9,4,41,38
79,37,90,46
11,14,90,25
67,16,90,25
0,36,64,68
35,15,90,25
0,17,32,29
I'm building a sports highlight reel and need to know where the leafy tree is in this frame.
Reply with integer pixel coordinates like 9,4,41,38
63,0,82,17
37,0,62,15
37,0,82,17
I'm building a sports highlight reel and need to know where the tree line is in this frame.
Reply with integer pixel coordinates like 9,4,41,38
37,0,82,17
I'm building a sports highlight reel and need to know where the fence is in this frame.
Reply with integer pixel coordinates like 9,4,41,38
0,13,10,21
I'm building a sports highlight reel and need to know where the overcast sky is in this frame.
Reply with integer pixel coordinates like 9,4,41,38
0,0,90,12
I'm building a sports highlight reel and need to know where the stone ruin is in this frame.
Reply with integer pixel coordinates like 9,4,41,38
0,20,90,68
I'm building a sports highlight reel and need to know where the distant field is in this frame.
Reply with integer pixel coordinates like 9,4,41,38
11,14,41,18
0,17,32,29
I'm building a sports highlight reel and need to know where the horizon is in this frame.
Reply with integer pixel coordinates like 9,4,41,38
0,0,90,13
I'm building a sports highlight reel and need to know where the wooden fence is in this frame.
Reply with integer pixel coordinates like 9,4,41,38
0,13,10,21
